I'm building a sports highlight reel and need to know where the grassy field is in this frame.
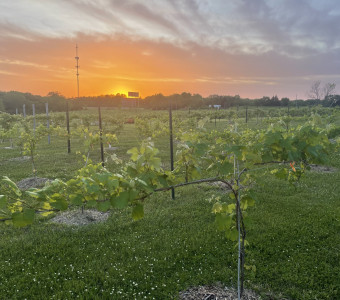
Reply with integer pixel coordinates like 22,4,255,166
0,108,340,299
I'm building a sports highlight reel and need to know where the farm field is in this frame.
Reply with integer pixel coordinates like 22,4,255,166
0,107,340,299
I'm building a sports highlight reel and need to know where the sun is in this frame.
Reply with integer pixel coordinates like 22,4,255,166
108,87,129,97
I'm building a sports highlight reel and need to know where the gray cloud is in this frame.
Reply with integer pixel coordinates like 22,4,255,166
1,0,340,57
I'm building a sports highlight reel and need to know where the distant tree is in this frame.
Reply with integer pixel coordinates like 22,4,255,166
0,98,5,112
323,83,336,100
2,91,28,114
281,97,290,106
256,96,271,106
46,91,65,99
308,81,322,100
326,94,340,106
308,81,336,100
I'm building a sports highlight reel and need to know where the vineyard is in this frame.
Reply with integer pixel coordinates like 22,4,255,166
1,106,340,299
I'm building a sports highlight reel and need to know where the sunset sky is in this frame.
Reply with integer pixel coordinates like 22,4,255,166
1,0,340,99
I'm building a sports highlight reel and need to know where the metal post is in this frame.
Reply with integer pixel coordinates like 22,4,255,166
169,101,175,200
16,108,18,115
237,166,241,300
23,104,26,118
245,106,248,123
45,103,50,144
66,102,71,153
98,106,104,167
32,104,36,132
296,94,298,109
234,123,241,300
75,44,80,98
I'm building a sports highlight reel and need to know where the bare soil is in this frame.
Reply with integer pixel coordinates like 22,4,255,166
8,156,30,162
179,284,260,300
17,177,50,190
309,164,337,173
49,209,110,226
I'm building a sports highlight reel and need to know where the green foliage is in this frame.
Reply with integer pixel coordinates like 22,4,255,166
0,177,36,227
71,124,117,166
1,120,335,235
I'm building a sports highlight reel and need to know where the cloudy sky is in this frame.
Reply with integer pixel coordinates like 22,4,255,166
1,0,340,99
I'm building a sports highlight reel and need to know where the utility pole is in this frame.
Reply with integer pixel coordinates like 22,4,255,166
296,94,298,109
75,44,80,98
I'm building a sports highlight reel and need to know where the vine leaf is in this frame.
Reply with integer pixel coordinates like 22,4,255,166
127,147,139,161
12,209,35,227
215,213,232,231
69,194,83,206
132,203,144,221
0,195,7,209
2,176,22,197
97,200,111,212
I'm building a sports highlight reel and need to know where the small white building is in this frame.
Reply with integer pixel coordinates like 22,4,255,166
209,104,221,109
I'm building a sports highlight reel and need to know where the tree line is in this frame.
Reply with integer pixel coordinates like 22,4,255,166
1,86,339,114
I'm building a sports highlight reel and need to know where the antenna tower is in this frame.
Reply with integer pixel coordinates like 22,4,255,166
75,44,80,98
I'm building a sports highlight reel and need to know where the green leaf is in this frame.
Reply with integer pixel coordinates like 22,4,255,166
50,194,68,210
241,195,255,210
86,183,101,194
97,200,111,212
273,168,288,180
112,191,129,208
0,195,7,209
218,161,233,175
157,174,169,187
212,202,222,213
148,157,161,171
107,179,119,191
127,147,139,161
226,227,239,241
87,200,97,208
195,143,208,156
225,203,235,213
215,214,232,231
126,165,138,177
12,208,35,227
2,176,22,196
25,189,41,199
69,194,83,206
261,152,273,162
132,203,144,221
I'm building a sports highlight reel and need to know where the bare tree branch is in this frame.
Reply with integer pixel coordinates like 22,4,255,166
308,80,322,100
323,83,336,100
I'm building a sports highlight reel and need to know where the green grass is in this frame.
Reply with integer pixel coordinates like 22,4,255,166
0,108,340,299
0,187,238,299
248,162,340,299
